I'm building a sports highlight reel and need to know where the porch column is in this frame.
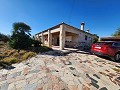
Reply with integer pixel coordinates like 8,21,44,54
48,30,52,48
41,33,44,45
60,24,65,50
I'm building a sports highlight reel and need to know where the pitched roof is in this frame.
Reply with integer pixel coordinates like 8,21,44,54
35,22,93,35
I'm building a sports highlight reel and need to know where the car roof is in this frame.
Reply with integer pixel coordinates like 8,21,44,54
97,41,120,43
94,41,120,44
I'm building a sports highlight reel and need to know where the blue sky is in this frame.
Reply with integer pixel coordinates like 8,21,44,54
0,0,120,37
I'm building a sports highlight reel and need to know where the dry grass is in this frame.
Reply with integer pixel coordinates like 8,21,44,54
19,50,27,55
112,68,120,72
2,57,18,65
0,42,52,69
13,52,20,57
0,44,36,67
22,52,36,60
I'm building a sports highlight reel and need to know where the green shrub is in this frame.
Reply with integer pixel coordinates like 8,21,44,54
0,33,10,43
9,33,32,49
13,52,20,57
32,46,52,53
32,39,42,47
22,52,36,60
2,57,18,65
10,58,18,63
39,46,53,53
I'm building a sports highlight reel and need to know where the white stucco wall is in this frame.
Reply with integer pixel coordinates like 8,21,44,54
63,24,93,46
35,23,93,48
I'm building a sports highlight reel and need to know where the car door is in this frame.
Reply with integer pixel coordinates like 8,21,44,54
112,42,120,54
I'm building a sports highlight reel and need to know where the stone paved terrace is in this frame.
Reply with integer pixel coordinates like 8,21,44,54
0,50,120,90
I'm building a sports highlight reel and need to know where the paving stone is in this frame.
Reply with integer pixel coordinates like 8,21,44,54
69,67,75,70
8,83,15,90
93,74,100,79
86,74,98,83
68,85,78,90
47,82,53,90
15,75,25,81
0,51,120,90
59,81,68,90
25,73,33,79
7,78,15,84
9,71,21,78
15,79,26,85
24,83,37,90
90,81,99,89
0,82,9,90
29,69,40,74
42,76,48,84
42,83,48,90
23,67,30,75
99,87,108,90
82,84,90,90
36,87,43,90
15,81,26,89
1,74,7,81
51,76,60,83
116,76,120,80
29,78,39,84
52,83,60,90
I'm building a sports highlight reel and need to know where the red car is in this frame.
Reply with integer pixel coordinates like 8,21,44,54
91,41,120,61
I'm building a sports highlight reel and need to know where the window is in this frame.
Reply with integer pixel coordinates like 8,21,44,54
112,42,120,47
66,36,72,42
85,35,87,40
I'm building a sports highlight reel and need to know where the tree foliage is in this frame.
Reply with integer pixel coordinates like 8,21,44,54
112,28,120,36
9,22,32,49
0,33,10,43
93,34,99,43
9,22,42,50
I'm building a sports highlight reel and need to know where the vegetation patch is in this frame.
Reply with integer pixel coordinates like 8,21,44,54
0,22,52,69
112,68,120,72
1,57,18,65
22,52,36,60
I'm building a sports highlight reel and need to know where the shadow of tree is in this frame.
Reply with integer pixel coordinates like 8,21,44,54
40,48,91,56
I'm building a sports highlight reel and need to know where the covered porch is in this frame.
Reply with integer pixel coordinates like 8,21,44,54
40,29,79,50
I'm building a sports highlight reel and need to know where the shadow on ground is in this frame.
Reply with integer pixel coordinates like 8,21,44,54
97,56,120,63
41,48,91,56
42,49,120,64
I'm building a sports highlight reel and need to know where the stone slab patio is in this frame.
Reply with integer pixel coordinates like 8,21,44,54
0,50,120,90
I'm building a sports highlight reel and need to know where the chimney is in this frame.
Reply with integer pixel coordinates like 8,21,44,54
81,22,85,31
86,29,89,33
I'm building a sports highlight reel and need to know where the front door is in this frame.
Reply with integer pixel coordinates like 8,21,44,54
57,37,59,46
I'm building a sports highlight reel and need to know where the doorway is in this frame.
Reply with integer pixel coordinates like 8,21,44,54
57,37,59,46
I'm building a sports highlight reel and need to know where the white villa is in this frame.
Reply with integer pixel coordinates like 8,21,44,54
35,22,94,50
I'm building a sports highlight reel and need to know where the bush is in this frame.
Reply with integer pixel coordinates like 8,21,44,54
22,52,36,60
0,33,10,43
19,50,27,55
13,52,20,57
32,39,42,47
2,57,18,65
9,32,32,49
37,46,53,53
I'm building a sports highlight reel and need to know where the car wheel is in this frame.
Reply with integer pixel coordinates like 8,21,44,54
114,53,120,61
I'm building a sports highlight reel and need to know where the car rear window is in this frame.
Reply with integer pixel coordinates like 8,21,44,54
112,42,120,47
95,42,113,45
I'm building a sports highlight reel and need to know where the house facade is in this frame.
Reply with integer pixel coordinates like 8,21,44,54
35,22,94,50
